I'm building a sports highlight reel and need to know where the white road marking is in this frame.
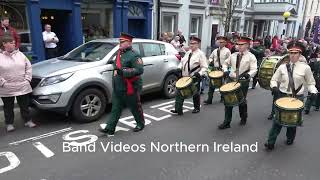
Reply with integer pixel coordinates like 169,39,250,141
144,113,172,121
0,152,20,174
9,127,73,146
32,142,55,158
150,100,175,108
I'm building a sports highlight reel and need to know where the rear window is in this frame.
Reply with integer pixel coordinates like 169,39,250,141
142,43,163,57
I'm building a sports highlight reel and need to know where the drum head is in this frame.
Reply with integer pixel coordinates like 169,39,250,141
275,97,304,110
176,77,192,88
220,82,241,92
209,71,224,78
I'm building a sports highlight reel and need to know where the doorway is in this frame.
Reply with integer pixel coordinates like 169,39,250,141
40,9,73,56
128,19,146,38
211,24,218,47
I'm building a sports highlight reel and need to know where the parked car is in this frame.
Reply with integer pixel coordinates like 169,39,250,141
31,39,181,123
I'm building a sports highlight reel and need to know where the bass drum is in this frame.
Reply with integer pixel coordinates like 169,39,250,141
258,55,289,90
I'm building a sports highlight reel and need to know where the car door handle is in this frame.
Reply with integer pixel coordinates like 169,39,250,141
163,59,168,62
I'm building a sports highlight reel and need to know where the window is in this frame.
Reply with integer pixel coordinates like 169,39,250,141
162,13,178,33
190,15,203,38
142,43,162,57
160,44,166,55
210,0,220,5
132,43,141,56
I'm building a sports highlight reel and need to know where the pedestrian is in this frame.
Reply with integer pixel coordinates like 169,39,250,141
204,36,231,104
171,35,182,50
218,37,258,129
0,16,20,49
304,47,320,114
42,24,59,59
177,29,186,46
99,32,145,135
250,38,265,89
264,35,271,49
170,36,208,115
271,35,280,51
159,32,170,43
264,40,318,151
0,35,36,132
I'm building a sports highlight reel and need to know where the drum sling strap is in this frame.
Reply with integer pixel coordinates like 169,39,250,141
217,49,222,69
235,53,242,81
185,52,200,76
286,63,302,97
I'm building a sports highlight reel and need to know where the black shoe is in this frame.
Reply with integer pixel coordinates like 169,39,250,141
240,118,247,126
264,143,274,151
218,123,230,130
170,110,183,115
251,86,255,89
304,110,310,115
133,126,144,132
267,114,273,120
285,140,294,145
315,107,319,111
192,109,200,113
98,128,115,135
203,100,212,105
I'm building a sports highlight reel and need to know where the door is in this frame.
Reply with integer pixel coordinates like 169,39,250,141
140,42,166,90
211,24,219,47
41,9,73,56
128,19,146,38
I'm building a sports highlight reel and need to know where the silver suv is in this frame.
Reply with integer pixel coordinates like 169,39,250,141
31,39,181,122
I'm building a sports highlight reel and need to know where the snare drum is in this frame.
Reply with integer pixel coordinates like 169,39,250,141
219,82,245,107
258,55,289,90
274,97,304,127
176,77,198,98
208,71,224,88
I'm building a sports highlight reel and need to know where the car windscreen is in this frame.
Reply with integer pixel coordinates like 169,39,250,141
58,42,116,62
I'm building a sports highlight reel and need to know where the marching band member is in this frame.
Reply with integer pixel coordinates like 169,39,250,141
304,47,320,114
218,37,257,129
171,36,208,115
204,36,231,104
264,41,318,151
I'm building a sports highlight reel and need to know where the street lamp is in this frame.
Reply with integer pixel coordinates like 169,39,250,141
282,11,291,39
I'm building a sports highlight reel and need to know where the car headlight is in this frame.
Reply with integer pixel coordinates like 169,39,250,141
40,73,73,87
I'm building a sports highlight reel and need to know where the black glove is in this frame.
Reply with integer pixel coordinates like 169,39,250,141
271,87,279,96
242,73,251,80
223,71,230,78
209,61,215,67
193,72,201,79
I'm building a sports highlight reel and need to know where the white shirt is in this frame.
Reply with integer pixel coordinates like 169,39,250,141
178,49,208,77
209,46,231,68
270,61,318,95
223,50,257,80
42,31,59,48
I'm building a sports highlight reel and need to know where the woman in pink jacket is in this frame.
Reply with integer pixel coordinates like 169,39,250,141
0,35,36,132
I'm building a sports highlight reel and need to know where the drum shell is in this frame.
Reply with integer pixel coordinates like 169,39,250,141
274,103,304,127
258,55,289,90
220,83,245,107
176,79,198,98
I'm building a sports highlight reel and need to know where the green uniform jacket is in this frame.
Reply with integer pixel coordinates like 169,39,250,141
113,47,144,94
250,46,265,67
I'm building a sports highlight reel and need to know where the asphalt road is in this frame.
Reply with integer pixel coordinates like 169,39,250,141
0,86,319,180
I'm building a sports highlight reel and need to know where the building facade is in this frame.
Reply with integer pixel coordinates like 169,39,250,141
300,0,320,41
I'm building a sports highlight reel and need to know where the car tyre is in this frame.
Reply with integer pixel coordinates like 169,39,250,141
163,74,178,99
71,88,107,123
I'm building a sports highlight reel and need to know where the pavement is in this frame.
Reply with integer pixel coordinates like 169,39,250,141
0,86,319,180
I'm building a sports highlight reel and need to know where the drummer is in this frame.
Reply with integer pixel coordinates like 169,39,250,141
304,47,320,114
204,36,231,104
171,36,208,115
218,36,258,129
264,40,318,151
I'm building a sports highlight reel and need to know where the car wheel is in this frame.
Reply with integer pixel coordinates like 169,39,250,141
163,74,178,98
71,88,107,123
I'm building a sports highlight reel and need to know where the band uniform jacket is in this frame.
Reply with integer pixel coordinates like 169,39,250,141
179,49,208,77
208,47,231,69
270,61,318,95
223,50,258,80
